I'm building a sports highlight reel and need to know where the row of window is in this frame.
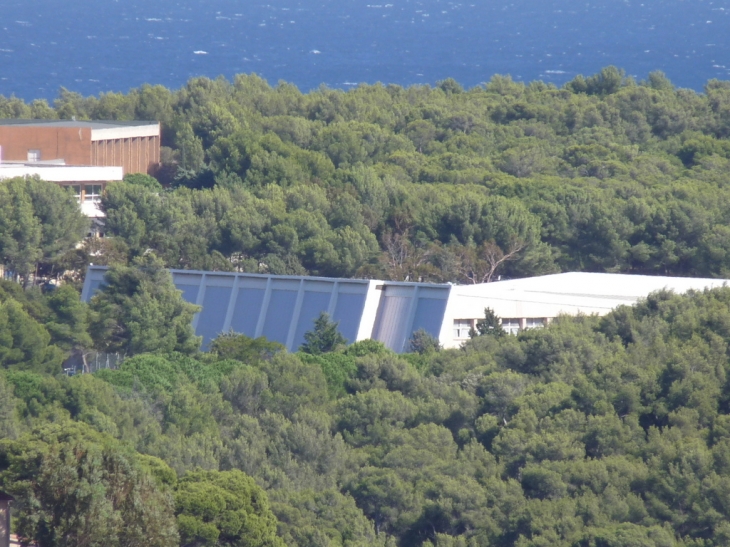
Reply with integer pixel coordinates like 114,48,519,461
453,319,474,339
24,148,102,201
453,317,546,339
70,185,102,202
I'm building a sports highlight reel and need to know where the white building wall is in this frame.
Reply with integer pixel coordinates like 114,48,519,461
356,280,385,342
439,272,730,348
0,165,123,182
438,285,463,349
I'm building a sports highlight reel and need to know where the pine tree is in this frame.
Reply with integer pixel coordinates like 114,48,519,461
300,312,347,354
409,328,442,354
89,253,201,355
472,307,505,338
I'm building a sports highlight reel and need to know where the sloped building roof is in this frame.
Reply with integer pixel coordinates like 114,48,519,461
448,272,729,322
82,267,451,353
81,268,730,353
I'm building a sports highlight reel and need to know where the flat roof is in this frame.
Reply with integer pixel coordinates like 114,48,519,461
0,164,123,183
455,272,729,300
450,272,730,320
0,119,158,129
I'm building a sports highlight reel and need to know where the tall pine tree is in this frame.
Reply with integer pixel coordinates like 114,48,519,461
89,253,201,356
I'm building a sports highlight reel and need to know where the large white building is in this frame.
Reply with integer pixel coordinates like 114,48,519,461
81,268,730,353
444,272,729,340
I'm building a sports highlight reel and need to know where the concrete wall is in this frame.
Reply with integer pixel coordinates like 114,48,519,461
0,165,123,182
79,269,730,353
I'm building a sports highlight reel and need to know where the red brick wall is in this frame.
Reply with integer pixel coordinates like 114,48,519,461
0,126,160,174
0,126,92,165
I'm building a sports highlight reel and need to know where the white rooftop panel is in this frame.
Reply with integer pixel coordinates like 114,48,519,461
0,164,123,182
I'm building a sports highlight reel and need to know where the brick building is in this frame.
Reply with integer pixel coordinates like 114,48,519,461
0,119,160,222
0,119,160,175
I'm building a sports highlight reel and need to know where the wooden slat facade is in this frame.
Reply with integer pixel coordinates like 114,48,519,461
90,134,160,174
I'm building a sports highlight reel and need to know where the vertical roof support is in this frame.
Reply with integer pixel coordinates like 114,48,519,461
254,277,273,338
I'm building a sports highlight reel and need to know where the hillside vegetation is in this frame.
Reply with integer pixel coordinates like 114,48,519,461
1,68,730,546
3,276,730,546
3,67,730,282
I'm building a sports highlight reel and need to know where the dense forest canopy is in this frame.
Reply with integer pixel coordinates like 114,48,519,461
4,276,730,546
2,68,730,546
3,66,730,282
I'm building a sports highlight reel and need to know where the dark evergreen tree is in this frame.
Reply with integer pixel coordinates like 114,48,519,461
0,177,88,285
0,423,178,547
0,298,64,373
123,172,163,191
210,332,284,364
89,253,201,356
44,284,92,352
175,470,284,547
409,328,442,354
300,312,347,355
472,307,505,338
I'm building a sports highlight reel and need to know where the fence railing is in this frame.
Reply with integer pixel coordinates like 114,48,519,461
62,351,124,375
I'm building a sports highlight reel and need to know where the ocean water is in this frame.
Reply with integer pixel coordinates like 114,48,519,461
1,0,729,101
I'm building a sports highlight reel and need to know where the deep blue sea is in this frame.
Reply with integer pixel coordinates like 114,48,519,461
1,0,729,101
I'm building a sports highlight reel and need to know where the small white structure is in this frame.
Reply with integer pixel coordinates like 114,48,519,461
0,162,123,218
82,268,730,353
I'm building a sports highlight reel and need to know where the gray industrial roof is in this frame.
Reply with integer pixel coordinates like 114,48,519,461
82,267,451,352
0,119,158,129
81,268,730,353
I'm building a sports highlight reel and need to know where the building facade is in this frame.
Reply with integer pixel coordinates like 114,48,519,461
0,120,160,175
82,267,451,353
0,163,123,218
0,119,159,221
